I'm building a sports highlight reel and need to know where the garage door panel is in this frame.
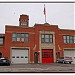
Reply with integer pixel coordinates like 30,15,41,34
11,48,29,64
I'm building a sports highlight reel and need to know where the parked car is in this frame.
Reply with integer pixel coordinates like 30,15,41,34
0,58,10,66
56,57,73,64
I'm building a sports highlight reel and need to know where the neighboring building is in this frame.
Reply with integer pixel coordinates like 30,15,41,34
0,14,75,64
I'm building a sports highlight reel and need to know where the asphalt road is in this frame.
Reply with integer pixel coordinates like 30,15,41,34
0,63,75,73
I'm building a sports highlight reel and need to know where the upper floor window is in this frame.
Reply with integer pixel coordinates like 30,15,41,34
63,35,75,44
0,38,3,44
12,33,17,42
21,20,27,26
41,34,53,43
12,33,29,42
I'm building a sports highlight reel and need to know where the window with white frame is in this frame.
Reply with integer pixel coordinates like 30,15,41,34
41,34,53,43
0,38,3,44
63,35,75,44
21,20,27,26
12,33,17,42
12,33,29,42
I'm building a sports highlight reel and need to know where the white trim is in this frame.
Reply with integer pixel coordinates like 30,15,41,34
33,44,36,50
11,47,29,49
39,31,42,63
58,45,62,50
53,34,56,62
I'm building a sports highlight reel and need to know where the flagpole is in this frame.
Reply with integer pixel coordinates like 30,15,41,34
44,4,46,23
45,12,46,23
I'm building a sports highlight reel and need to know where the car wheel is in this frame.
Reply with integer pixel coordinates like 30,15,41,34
63,61,64,64
69,62,71,64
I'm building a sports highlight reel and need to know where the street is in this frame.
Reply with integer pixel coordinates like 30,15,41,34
0,63,75,73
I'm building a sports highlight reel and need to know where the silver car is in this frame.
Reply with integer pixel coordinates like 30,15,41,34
56,57,73,64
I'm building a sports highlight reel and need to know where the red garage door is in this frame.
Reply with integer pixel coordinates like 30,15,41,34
42,49,53,63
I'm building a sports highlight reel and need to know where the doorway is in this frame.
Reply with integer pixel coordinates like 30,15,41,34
34,52,39,63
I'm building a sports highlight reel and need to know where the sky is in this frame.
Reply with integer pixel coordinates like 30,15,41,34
0,3,74,33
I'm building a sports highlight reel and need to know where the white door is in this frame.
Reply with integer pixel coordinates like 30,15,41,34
64,49,75,64
11,48,29,64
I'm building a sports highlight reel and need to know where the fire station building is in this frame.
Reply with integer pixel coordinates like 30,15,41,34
0,14,75,64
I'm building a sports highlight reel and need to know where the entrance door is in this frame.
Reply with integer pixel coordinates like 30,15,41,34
34,52,39,63
42,49,53,63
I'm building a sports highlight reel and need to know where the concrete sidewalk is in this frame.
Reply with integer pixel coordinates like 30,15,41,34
0,63,75,72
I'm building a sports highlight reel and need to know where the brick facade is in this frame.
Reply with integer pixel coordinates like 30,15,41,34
0,14,75,63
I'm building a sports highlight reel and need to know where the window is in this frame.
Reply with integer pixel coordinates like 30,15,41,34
21,38,24,42
21,20,27,25
69,36,73,43
50,35,53,43
74,36,75,43
12,33,17,42
12,56,15,58
12,33,29,42
66,36,69,43
16,56,19,58
24,34,29,42
45,35,49,43
42,52,53,58
17,33,21,42
63,35,75,44
21,56,24,58
0,38,3,44
17,37,20,42
41,34,53,43
41,35,45,43
64,36,66,43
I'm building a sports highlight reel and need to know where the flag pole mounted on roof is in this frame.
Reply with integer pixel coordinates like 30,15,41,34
44,4,46,23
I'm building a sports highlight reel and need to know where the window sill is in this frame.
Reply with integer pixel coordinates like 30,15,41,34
41,42,53,44
64,43,75,44
12,41,29,43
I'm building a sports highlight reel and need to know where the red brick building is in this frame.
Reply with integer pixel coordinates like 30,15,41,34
0,14,75,64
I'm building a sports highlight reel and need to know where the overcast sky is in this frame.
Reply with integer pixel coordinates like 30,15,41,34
0,3,74,33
